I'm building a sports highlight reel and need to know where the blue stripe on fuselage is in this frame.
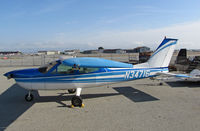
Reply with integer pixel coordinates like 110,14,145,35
15,67,168,83
150,42,176,59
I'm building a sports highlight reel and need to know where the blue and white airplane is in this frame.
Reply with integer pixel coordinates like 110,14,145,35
4,37,178,107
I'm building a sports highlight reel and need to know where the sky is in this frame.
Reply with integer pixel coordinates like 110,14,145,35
0,0,200,52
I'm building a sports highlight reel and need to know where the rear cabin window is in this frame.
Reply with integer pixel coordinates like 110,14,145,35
79,67,99,74
52,64,73,74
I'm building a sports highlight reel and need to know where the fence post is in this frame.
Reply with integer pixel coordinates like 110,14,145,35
9,57,11,67
21,55,23,66
33,56,35,66
44,55,46,65
40,55,43,65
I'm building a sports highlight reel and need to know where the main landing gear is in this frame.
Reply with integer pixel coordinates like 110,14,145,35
24,89,84,108
71,88,84,108
25,91,34,102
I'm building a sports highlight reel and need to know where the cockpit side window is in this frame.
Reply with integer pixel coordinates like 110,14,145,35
57,64,74,74
51,64,100,74
51,64,74,74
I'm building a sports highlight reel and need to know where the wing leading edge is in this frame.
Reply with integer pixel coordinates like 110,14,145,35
62,57,133,68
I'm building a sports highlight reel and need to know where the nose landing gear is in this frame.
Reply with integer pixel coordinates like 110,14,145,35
25,91,34,102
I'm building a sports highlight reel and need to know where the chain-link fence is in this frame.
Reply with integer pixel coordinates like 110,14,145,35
0,53,139,67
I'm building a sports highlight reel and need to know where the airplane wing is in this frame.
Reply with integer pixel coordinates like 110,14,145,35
61,57,133,68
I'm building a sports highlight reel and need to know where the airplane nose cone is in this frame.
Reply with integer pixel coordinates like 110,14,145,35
4,72,14,79
3,68,40,79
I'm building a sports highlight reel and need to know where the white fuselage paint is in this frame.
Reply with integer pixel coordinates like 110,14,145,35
15,68,165,90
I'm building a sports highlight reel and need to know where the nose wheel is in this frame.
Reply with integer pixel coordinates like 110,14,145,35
25,91,34,102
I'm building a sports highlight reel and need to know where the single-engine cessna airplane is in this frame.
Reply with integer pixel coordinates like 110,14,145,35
4,37,178,107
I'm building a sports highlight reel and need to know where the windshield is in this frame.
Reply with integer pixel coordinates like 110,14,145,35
38,61,58,73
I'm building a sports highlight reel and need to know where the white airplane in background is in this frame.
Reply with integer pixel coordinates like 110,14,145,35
4,37,179,107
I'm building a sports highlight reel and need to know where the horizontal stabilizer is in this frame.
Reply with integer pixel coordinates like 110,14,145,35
156,72,190,78
156,71,200,82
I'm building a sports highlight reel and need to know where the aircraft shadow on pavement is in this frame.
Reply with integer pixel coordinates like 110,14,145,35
166,81,200,88
0,84,39,131
36,86,159,106
0,84,122,129
0,85,158,130
113,86,159,102
36,92,121,107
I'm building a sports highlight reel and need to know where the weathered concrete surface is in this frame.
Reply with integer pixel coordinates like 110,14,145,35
0,67,200,131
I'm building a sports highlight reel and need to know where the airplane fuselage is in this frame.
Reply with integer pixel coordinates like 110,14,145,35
11,66,168,90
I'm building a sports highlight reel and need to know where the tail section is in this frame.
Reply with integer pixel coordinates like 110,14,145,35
148,37,178,68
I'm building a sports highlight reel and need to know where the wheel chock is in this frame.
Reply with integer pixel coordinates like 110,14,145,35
81,103,85,108
71,105,75,108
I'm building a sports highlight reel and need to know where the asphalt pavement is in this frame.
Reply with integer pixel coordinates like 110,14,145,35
0,67,200,131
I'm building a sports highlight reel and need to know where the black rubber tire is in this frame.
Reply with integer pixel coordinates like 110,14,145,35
68,89,76,94
71,96,82,107
25,94,34,102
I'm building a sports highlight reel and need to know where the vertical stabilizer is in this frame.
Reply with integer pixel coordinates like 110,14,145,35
148,37,178,68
